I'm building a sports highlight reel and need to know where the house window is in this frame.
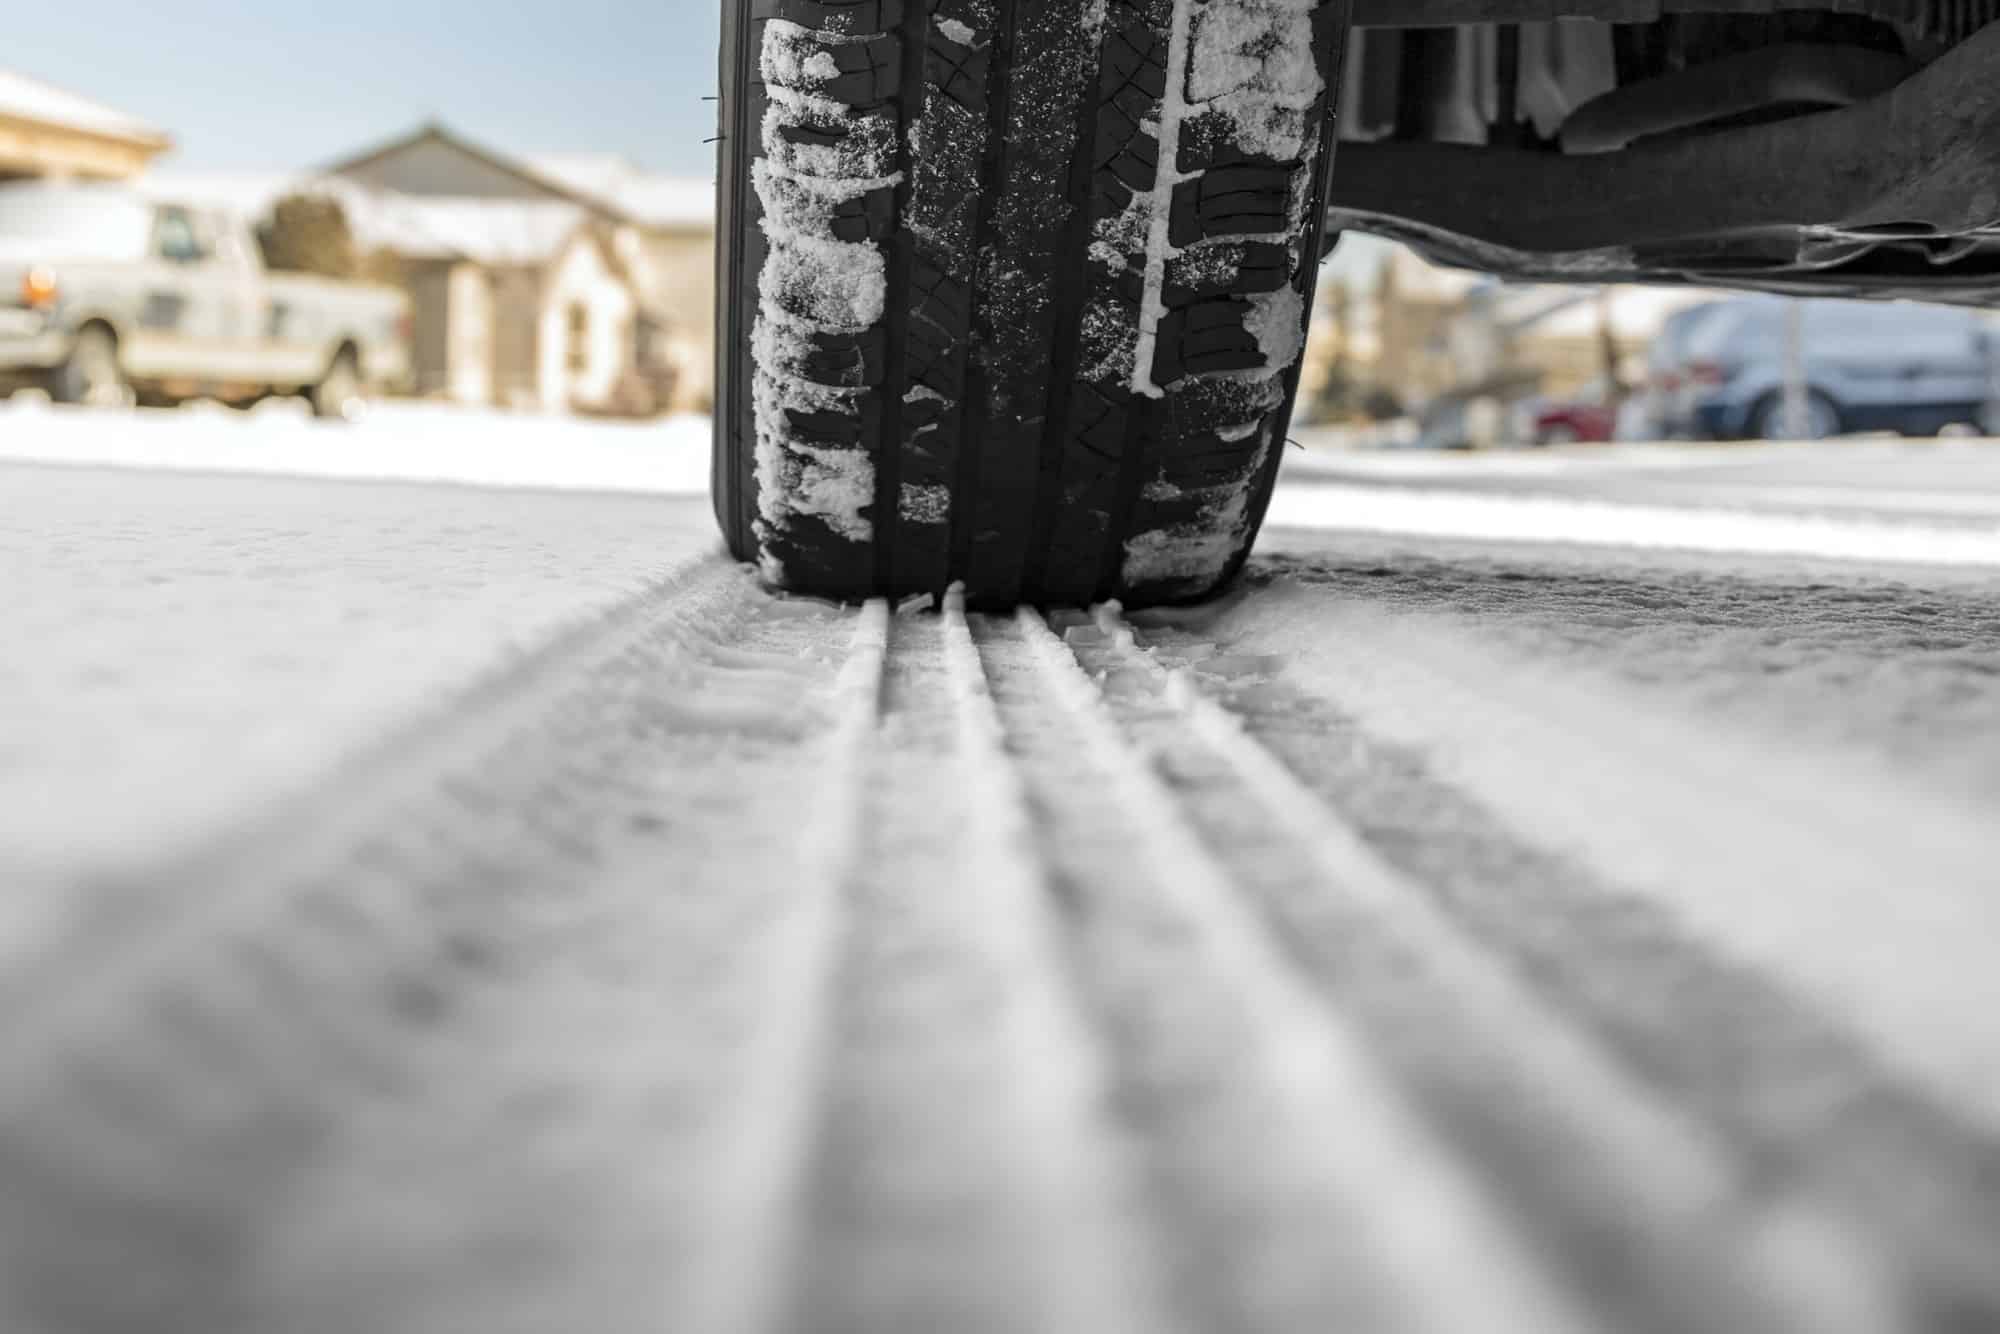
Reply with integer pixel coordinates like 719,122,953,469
567,305,589,374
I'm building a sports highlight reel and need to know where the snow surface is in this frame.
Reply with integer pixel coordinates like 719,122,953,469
0,462,716,932
1202,552,2000,1131
0,399,713,496
5,422,2000,1328
1270,440,2000,566
1266,480,2000,566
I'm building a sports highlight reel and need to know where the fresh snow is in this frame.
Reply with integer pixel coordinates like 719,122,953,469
1205,573,2000,1131
1126,0,1201,401
4,422,1999,1330
935,17,979,45
0,399,713,495
1264,477,2000,566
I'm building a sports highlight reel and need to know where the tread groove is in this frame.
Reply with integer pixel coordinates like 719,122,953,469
876,0,930,593
1022,8,1115,605
946,0,1020,593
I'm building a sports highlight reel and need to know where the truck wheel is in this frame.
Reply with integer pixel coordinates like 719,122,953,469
53,326,129,409
715,0,1350,607
311,350,365,422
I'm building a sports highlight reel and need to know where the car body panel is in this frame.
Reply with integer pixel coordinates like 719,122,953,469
1671,297,1993,438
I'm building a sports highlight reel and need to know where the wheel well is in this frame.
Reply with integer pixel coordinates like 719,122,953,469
73,318,120,350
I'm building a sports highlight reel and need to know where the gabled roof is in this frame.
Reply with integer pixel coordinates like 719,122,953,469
527,154,715,230
0,70,171,148
322,123,639,223
321,123,713,232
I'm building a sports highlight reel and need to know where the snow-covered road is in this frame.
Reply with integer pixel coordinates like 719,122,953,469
2,407,1999,1333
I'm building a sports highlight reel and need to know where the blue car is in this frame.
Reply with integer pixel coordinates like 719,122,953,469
1671,297,1996,441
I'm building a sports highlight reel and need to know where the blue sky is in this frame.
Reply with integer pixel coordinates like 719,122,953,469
17,0,722,178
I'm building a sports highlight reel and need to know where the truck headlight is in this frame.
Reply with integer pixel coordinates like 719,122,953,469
21,268,59,310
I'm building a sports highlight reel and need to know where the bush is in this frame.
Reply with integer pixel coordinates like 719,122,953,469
258,195,358,279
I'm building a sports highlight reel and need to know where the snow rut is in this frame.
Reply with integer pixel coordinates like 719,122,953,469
3,566,1991,1333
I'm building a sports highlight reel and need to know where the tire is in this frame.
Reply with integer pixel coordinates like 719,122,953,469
311,349,365,422
715,0,1351,607
52,325,129,409
1750,389,1841,441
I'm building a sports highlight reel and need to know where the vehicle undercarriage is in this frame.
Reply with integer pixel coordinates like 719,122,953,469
1333,1,2000,303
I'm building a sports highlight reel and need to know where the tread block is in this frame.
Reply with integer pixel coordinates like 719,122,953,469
762,25,903,106
925,27,992,109
1169,161,1302,247
754,0,904,32
784,398,877,448
1151,298,1265,385
827,184,900,243
762,104,899,181
1165,241,1292,307
792,327,890,388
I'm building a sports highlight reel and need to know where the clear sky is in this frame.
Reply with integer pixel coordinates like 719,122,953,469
15,0,722,179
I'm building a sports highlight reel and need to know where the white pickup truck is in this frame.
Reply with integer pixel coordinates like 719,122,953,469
0,182,408,418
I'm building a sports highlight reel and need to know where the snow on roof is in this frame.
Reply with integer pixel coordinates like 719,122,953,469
359,195,587,265
527,154,715,230
141,169,588,265
0,70,169,146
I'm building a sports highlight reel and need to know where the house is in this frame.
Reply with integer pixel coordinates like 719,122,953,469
151,124,714,416
324,125,716,414
0,70,171,183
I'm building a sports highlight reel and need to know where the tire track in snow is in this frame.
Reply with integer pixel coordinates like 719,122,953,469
1133,597,2000,1332
976,607,1594,1334
0,570,891,1334
1072,608,1903,1334
788,591,1171,1334
1207,595,2000,1132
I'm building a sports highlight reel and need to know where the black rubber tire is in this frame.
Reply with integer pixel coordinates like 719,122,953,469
715,0,1351,607
1749,388,1842,441
52,325,127,409
311,349,365,422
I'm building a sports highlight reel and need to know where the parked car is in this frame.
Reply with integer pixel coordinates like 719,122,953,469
1663,296,1993,440
1519,395,1619,446
0,183,408,417
1625,300,1729,441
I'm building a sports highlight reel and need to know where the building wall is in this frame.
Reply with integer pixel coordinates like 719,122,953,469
622,226,716,412
539,235,636,411
404,261,455,399
447,264,495,406
490,267,544,410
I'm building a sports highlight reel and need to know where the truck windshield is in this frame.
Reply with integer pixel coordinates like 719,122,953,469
0,189,152,261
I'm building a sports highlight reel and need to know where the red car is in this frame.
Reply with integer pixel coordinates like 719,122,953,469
1528,399,1618,446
